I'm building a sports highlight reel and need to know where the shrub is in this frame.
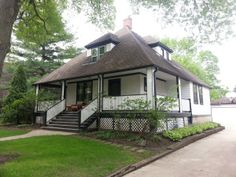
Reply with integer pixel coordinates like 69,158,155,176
163,122,220,141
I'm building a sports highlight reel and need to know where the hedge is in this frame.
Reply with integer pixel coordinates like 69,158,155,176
163,122,220,141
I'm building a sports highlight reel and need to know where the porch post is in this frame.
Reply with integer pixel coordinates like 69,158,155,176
97,74,103,112
61,80,66,100
146,66,155,109
176,76,183,113
35,84,39,112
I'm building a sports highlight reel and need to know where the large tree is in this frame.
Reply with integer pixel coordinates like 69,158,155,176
162,37,227,100
0,0,116,78
8,0,80,83
0,0,236,78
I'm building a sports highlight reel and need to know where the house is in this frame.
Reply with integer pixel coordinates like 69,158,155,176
211,97,236,128
34,17,211,131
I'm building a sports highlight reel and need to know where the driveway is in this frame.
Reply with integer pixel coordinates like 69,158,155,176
125,118,236,177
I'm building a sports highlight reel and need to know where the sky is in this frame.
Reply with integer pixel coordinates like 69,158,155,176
63,0,236,91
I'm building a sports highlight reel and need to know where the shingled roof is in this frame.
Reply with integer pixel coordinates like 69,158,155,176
35,27,209,88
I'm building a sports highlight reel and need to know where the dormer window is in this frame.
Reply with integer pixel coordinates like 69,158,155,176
90,45,106,63
91,48,98,62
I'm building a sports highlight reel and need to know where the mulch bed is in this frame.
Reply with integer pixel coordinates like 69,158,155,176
81,131,174,153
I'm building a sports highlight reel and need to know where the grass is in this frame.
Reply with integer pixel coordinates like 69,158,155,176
0,135,152,177
0,128,30,138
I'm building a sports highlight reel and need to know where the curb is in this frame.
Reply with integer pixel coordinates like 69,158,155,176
107,126,225,177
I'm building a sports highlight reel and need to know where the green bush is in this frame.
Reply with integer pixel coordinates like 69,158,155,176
163,122,220,141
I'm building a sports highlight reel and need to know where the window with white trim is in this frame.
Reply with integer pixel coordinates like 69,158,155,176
193,84,199,104
198,86,203,105
193,84,204,105
90,45,106,63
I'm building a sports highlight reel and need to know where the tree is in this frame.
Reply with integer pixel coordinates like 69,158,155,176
9,0,81,83
161,37,227,100
0,0,236,78
130,0,236,43
0,0,116,78
3,65,27,106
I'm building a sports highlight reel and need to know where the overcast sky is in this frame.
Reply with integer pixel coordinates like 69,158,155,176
63,0,236,90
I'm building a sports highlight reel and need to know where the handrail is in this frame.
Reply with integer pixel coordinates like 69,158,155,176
44,99,66,125
46,99,65,112
103,94,147,97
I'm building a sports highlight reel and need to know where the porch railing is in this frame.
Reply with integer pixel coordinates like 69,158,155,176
81,98,97,123
103,94,147,110
37,100,60,111
45,99,65,123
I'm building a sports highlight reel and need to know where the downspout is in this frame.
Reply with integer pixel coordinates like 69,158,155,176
153,67,158,109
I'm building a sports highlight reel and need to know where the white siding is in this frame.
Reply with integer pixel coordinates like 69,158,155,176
166,80,177,98
156,80,167,96
66,83,76,106
181,79,191,99
104,75,142,96
190,82,211,115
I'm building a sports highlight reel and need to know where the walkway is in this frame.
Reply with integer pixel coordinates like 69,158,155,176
125,120,236,177
0,129,74,142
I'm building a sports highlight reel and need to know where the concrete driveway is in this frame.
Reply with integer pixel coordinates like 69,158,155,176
125,119,236,177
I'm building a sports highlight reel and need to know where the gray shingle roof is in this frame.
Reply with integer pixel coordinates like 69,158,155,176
35,27,209,88
85,32,120,49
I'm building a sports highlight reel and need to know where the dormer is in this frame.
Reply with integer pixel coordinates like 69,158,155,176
85,33,120,63
143,36,173,60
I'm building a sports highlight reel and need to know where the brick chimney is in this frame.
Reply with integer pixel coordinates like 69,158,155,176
123,16,132,30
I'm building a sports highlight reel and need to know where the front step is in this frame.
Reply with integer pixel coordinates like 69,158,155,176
42,110,97,132
48,123,79,128
41,126,79,132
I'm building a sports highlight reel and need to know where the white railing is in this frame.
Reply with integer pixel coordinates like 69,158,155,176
81,99,97,123
156,95,191,112
156,95,179,112
38,100,60,111
103,95,147,110
46,99,65,122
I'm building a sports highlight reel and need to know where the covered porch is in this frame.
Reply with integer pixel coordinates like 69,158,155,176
35,66,192,126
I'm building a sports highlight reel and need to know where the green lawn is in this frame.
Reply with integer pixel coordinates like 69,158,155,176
0,135,152,177
0,128,30,138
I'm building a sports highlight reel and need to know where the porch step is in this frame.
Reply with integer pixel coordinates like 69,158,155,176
41,126,79,132
49,121,78,125
56,116,78,120
47,123,79,129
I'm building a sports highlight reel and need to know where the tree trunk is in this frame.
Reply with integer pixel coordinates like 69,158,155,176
0,0,20,78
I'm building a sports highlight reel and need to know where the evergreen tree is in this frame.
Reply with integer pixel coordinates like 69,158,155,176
4,65,27,105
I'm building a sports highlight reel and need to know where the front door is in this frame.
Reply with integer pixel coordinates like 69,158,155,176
108,79,121,96
77,81,93,104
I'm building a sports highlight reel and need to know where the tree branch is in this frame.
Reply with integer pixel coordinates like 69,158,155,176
30,0,49,34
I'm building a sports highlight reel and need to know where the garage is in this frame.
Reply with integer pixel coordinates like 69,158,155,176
211,97,236,129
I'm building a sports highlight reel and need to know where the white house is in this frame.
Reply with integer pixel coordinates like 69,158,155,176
34,17,211,131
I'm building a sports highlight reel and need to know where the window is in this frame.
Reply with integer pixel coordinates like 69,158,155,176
108,79,121,96
91,48,97,62
90,45,106,63
99,46,105,58
199,86,203,105
77,81,93,104
193,84,204,105
193,84,198,104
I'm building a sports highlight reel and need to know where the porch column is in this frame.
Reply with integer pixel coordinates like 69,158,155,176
97,75,103,112
146,66,155,109
176,76,183,113
61,81,66,100
35,84,39,112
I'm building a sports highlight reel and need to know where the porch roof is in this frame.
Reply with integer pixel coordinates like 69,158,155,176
35,27,209,88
